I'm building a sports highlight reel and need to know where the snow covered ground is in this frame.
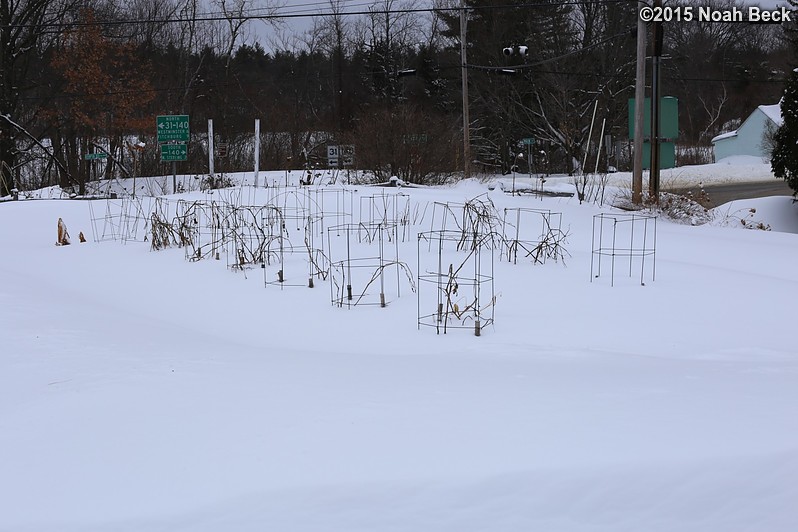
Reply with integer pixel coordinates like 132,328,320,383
6,153,782,203
654,155,780,186
492,154,782,194
1,165,797,531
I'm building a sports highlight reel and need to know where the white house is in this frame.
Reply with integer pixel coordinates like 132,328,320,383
711,103,783,162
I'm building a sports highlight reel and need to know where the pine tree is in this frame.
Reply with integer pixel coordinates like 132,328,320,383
771,1,798,196
770,68,798,195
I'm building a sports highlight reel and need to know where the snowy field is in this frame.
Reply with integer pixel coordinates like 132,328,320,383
1,162,797,531
8,154,781,202
491,154,783,194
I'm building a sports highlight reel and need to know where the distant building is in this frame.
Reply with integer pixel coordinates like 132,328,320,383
711,104,782,162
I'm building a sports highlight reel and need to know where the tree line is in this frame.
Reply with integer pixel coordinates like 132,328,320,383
0,0,792,195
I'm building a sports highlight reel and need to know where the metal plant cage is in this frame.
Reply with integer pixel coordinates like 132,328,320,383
261,207,327,289
501,207,565,264
359,192,412,241
259,187,347,287
417,230,495,336
89,196,150,243
169,200,280,271
171,199,231,263
590,212,657,286
426,195,504,254
327,222,410,308
311,186,354,237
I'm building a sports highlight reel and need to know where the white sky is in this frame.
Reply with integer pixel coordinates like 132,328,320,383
242,0,793,51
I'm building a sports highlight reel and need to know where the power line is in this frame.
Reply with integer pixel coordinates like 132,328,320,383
7,0,634,30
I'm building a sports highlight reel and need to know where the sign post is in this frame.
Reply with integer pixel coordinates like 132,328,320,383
208,119,214,178
84,152,108,183
520,137,534,179
254,119,260,188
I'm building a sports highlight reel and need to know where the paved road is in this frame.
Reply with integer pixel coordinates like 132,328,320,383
668,181,794,208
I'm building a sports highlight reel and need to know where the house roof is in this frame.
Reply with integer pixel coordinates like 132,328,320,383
711,130,737,143
758,104,783,126
711,103,782,144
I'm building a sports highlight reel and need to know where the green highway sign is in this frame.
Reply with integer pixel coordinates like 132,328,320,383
84,152,108,160
156,115,190,143
521,137,535,146
160,143,187,162
402,134,428,144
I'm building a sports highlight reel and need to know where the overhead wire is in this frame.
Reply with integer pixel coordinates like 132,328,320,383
7,0,635,29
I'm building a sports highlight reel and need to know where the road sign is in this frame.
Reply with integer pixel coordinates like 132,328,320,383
328,144,355,167
156,115,190,143
520,137,535,146
84,152,108,160
403,134,428,144
327,145,339,167
340,144,355,167
160,143,187,162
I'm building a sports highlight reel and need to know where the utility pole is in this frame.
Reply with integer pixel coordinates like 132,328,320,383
649,0,664,203
336,41,344,129
460,0,471,179
632,0,646,205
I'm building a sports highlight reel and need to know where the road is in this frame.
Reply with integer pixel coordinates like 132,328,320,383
668,181,794,208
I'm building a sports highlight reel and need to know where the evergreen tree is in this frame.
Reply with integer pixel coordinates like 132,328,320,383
771,67,798,195
771,0,798,195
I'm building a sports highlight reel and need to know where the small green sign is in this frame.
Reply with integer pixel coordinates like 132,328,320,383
160,143,187,162
157,115,190,143
521,137,535,146
402,134,428,144
628,97,678,140
84,152,108,160
628,97,679,170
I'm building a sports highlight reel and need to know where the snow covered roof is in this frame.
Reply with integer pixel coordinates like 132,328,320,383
711,103,782,144
711,130,737,143
758,103,783,126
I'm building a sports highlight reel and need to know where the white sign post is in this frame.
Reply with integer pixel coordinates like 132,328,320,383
208,119,215,178
254,119,260,188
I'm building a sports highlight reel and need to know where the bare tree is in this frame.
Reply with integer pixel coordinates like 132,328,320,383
306,0,352,130
0,0,81,195
354,0,425,101
698,84,728,142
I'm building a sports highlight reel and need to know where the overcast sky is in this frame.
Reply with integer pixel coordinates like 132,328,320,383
244,0,793,51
